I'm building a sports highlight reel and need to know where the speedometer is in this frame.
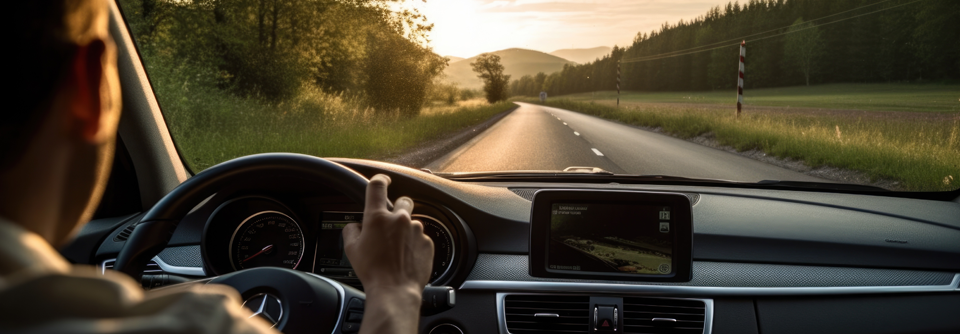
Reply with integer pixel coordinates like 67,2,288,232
229,211,305,270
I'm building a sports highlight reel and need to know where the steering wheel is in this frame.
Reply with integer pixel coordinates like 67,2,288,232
114,153,370,334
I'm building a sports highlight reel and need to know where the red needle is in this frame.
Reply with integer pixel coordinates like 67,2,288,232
243,244,274,263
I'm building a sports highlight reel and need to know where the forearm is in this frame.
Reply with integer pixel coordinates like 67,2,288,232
359,285,422,334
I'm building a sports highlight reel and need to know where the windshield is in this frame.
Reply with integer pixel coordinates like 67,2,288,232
118,0,959,192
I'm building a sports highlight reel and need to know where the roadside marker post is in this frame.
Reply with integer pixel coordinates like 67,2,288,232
617,60,621,108
737,40,745,118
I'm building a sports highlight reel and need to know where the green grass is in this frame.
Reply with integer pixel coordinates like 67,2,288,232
562,83,960,113
148,53,515,172
518,98,960,191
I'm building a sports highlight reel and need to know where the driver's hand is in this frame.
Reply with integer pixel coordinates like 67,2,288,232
343,174,434,295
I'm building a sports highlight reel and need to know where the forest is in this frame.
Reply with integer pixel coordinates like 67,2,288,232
510,0,959,97
122,0,447,115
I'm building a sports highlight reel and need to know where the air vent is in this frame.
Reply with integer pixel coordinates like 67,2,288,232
100,259,161,275
504,295,590,334
622,297,705,334
113,222,138,241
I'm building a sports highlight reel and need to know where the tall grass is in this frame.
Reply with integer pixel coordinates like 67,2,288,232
145,49,515,172
523,98,960,191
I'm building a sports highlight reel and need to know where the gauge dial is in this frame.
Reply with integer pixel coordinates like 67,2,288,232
230,211,305,270
414,214,456,283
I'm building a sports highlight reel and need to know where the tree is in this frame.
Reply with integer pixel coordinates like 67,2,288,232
364,30,447,115
487,0,958,94
784,18,824,86
471,54,511,103
123,0,444,105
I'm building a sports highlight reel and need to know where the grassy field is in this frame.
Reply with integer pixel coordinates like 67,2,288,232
563,83,960,113
164,93,516,171
150,58,515,171
519,88,960,191
134,36,519,172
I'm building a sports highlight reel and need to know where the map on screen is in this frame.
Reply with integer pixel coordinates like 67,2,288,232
548,203,674,275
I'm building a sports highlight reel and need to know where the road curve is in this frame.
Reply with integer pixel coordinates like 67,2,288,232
425,102,824,183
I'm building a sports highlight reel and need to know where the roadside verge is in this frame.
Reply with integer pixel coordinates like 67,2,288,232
384,103,520,168
522,98,959,191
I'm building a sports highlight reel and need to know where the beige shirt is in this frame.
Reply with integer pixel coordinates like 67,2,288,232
0,218,278,334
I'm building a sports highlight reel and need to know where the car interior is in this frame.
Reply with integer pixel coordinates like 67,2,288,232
58,2,960,334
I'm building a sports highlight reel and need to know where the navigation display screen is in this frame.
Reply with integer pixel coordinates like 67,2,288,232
548,203,674,275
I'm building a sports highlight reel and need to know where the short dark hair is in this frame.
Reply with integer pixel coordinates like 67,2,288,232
2,0,102,169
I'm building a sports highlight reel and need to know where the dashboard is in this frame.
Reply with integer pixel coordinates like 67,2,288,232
199,194,467,289
77,159,960,334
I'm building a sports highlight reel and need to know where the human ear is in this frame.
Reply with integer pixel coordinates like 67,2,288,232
67,39,108,144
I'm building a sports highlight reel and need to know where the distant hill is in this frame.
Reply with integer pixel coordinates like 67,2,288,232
442,48,574,89
549,46,612,64
445,56,465,63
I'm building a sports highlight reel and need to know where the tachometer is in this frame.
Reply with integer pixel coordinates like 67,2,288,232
414,214,456,282
315,211,458,285
230,211,305,270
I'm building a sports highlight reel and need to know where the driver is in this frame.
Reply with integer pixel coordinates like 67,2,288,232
0,1,434,333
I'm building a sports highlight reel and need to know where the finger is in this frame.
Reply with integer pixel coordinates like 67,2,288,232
410,219,424,235
393,196,414,216
364,174,392,213
342,223,361,247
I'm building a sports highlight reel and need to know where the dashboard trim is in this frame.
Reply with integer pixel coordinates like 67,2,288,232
495,292,714,334
466,274,960,296
100,257,206,276
152,255,207,276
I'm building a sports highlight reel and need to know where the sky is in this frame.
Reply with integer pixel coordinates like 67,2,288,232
408,0,732,58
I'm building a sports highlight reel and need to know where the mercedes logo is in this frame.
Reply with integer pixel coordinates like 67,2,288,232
242,293,283,328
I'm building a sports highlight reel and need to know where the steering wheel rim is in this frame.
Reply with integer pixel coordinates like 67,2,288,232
114,153,369,281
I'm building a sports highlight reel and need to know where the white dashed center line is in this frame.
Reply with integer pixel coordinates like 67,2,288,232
563,122,567,125
574,131,580,136
591,148,604,156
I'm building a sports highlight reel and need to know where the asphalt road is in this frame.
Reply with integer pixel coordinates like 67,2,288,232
424,102,824,182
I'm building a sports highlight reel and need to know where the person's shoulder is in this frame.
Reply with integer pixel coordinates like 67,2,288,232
0,268,276,334
0,218,71,283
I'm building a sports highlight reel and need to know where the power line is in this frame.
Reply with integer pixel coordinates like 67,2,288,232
749,0,922,43
623,0,894,61
620,0,920,64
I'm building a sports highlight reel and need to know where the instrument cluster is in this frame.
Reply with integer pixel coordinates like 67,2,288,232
201,195,468,288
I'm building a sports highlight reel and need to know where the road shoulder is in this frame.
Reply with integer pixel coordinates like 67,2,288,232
383,104,520,169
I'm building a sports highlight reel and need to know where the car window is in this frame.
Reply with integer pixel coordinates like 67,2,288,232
117,0,959,192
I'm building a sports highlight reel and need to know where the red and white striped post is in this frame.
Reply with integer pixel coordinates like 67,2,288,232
736,40,745,118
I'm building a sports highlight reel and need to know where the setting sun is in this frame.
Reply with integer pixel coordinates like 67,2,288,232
410,0,735,58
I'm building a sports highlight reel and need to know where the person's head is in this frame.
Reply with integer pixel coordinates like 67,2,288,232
0,0,120,246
